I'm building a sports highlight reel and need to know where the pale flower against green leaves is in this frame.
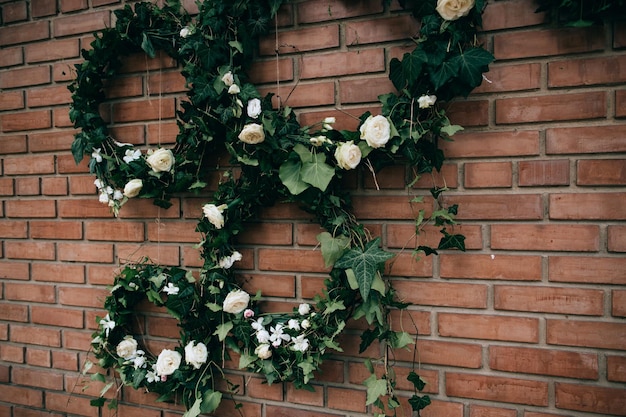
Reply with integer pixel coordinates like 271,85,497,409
228,84,240,95
360,115,391,149
116,336,138,359
184,341,208,369
221,71,234,86
155,349,181,377
238,123,265,144
247,98,262,119
203,203,228,229
99,314,115,336
223,289,250,314
146,148,174,173
418,94,437,109
123,179,143,198
334,141,361,170
255,343,272,359
219,251,242,269
163,282,179,296
436,0,475,20
123,149,141,163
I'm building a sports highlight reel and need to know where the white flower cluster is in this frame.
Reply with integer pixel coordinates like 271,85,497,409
249,303,313,359
94,178,123,206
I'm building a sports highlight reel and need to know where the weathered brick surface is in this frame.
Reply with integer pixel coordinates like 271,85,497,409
1,1,625,416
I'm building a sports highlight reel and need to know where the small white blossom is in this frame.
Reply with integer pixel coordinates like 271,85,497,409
221,71,234,86
146,369,159,383
269,324,291,347
98,192,110,204
94,179,104,190
203,203,228,229
301,319,311,329
247,98,262,119
113,189,124,201
298,303,311,315
133,351,147,369
310,136,326,147
291,334,310,352
123,149,142,163
163,282,179,296
256,329,271,344
251,317,265,332
218,251,242,269
180,26,192,38
255,343,272,359
91,148,103,163
228,84,240,95
99,314,115,336
323,116,336,131
417,94,437,109
287,319,300,331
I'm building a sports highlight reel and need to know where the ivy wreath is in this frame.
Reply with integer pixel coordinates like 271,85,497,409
69,0,493,416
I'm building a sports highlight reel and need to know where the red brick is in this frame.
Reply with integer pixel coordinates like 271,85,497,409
607,355,626,382
519,159,570,186
25,39,79,63
476,63,541,94
16,177,40,195
53,10,110,37
608,225,626,252
0,109,52,132
482,0,547,30
0,46,23,68
0,90,24,110
12,367,64,390
345,15,420,45
146,316,180,338
30,220,81,240
4,283,55,303
0,220,27,238
549,55,626,87
1,344,25,363
5,241,55,261
613,290,626,317
555,383,626,415
0,21,50,47
547,319,626,350
264,405,339,417
496,92,606,124
0,65,50,89
116,243,180,266
60,0,88,13
42,177,68,196
0,304,28,322
236,222,293,245
469,405,516,417
112,98,175,123
52,350,78,371
387,224,481,251
84,220,145,242
104,75,143,99
491,224,599,252
443,194,543,220
58,286,110,309
302,48,385,79
32,306,84,328
490,345,598,380
297,0,383,23
258,81,335,108
45,392,98,417
0,385,43,408
447,100,489,127
258,248,327,273
577,159,626,185
546,125,626,154
617,89,626,118
0,262,29,280
246,377,283,401
4,154,55,175
259,25,339,56
392,280,487,308
446,372,548,406
439,313,538,343
464,162,512,188
495,285,604,316
32,263,84,284
327,387,366,412
248,58,294,84
493,27,604,60
58,242,114,263
26,347,51,368
411,163,459,189
10,324,61,347
549,256,626,284
440,253,541,281
550,192,626,220
6,199,56,218
31,0,57,18
442,130,540,158
0,134,27,153
27,85,72,107
57,199,114,218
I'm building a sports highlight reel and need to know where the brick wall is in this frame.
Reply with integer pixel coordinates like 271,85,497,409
1,0,625,416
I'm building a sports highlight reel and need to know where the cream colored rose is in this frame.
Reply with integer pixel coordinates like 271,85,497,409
255,343,272,359
184,341,208,369
203,203,228,229
359,115,391,149
123,179,143,198
436,0,475,21
247,98,262,119
222,71,234,86
222,289,250,314
334,141,362,170
238,123,265,145
146,148,174,173
228,84,240,95
116,336,138,360
155,349,182,376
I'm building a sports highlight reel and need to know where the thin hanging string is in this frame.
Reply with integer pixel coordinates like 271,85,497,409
274,14,281,108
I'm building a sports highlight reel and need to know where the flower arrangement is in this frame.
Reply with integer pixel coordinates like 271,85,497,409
69,0,492,416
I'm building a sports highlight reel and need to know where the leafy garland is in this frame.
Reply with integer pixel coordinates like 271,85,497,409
69,0,492,416
535,0,626,26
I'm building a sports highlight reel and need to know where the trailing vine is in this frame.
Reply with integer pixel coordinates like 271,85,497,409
535,0,626,26
69,0,493,416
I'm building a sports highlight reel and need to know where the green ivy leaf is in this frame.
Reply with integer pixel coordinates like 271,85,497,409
278,159,309,195
214,321,233,341
364,373,388,406
408,394,431,412
334,238,394,302
316,232,351,268
407,371,427,391
450,46,494,93
438,231,466,251
200,390,222,414
301,153,335,192
141,33,156,58
238,353,257,369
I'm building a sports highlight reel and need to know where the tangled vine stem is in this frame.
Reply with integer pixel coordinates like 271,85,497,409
69,0,492,416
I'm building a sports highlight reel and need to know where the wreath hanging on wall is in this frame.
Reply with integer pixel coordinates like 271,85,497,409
69,0,493,416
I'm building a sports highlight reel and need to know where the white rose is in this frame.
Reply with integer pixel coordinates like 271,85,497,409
417,94,437,109
223,289,250,314
359,115,391,149
123,179,143,198
247,98,262,119
334,141,361,170
180,26,192,38
255,344,272,359
222,71,234,86
298,303,311,315
146,148,174,173
155,349,182,376
184,341,208,369
238,123,265,145
436,0,475,21
116,337,138,360
301,319,311,329
203,203,228,229
228,84,240,95
256,329,271,344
